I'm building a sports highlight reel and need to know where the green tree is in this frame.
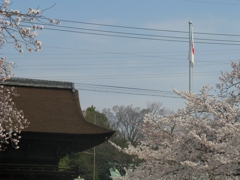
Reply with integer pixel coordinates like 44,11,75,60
59,152,93,179
59,104,169,179
83,106,135,179
83,105,110,129
59,106,114,180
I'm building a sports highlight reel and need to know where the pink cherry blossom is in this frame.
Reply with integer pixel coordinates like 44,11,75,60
110,61,240,179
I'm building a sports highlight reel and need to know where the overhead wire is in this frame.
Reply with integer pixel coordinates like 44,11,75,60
41,18,240,38
15,59,229,66
1,10,239,100
27,71,221,80
40,27,240,46
8,19,239,90
43,81,215,98
75,83,181,98
38,18,189,34
19,20,240,45
14,60,230,70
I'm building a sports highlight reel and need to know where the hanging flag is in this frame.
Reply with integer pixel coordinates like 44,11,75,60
188,22,194,67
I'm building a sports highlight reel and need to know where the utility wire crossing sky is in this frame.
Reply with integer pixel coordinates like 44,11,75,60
4,0,240,111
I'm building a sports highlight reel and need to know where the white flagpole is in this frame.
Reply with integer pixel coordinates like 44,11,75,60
188,21,194,93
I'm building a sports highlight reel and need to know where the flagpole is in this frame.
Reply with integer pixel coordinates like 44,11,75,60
189,21,193,93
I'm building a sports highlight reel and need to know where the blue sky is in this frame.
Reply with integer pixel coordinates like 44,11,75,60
4,0,240,112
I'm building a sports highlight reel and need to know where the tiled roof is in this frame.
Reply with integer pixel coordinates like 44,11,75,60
1,78,114,136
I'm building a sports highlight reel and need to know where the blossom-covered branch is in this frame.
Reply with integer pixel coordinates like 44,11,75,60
0,85,29,151
0,0,60,53
0,0,59,151
110,61,240,179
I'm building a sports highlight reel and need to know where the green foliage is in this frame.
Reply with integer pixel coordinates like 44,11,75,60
82,106,136,178
59,152,95,180
59,106,114,179
83,105,110,129
59,104,161,179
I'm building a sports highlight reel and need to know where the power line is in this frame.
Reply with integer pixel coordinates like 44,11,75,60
36,26,190,43
46,18,240,37
75,83,218,98
27,71,221,80
14,61,230,70
33,22,189,40
75,83,181,98
21,21,240,45
5,48,240,55
39,26,240,46
40,18,189,34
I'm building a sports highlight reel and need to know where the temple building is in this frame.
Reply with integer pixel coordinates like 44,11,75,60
0,78,114,180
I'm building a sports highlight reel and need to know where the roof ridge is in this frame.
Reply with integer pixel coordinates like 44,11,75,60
1,77,75,91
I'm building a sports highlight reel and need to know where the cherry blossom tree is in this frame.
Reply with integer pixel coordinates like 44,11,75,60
0,0,59,151
110,61,240,180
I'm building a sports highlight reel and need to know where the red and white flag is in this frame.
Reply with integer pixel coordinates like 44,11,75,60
188,23,194,67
